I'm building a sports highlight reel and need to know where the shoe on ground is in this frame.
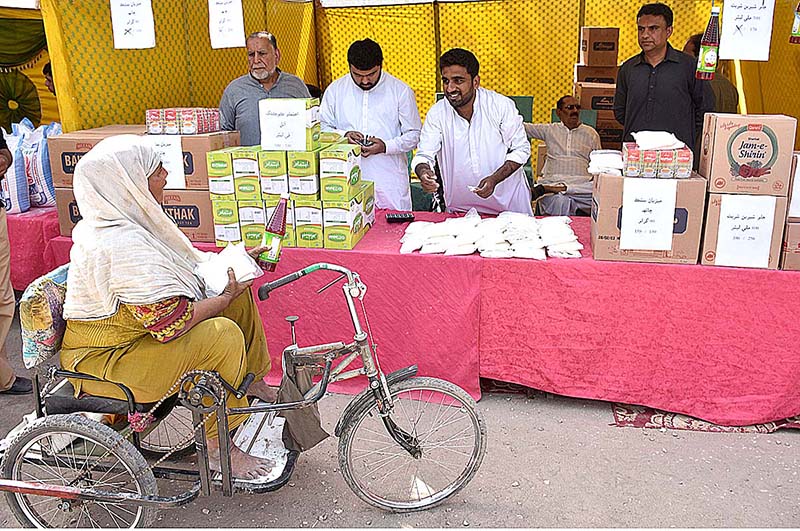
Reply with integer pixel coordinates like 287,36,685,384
0,376,33,395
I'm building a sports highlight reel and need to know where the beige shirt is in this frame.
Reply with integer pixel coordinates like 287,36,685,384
524,122,601,193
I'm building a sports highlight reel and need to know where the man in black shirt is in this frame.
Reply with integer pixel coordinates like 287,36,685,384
0,136,32,395
614,3,711,153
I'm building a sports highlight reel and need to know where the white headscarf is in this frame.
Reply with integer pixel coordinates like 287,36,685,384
64,135,207,320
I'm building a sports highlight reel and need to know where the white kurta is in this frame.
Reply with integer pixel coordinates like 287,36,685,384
320,72,422,211
411,88,532,215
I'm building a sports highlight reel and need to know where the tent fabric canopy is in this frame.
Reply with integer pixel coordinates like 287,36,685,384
0,17,47,69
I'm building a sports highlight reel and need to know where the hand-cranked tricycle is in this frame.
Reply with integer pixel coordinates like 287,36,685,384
0,262,486,528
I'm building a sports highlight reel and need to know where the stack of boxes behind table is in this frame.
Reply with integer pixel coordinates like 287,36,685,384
206,98,374,252
574,27,623,151
591,112,799,271
51,110,241,242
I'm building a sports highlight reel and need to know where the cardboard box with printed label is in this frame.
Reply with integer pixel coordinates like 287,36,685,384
579,27,619,66
259,98,320,152
701,193,787,269
293,199,323,248
595,117,623,150
361,180,375,227
258,151,288,200
231,147,262,201
49,126,239,189
206,149,237,201
323,189,368,250
320,143,362,202
288,149,321,201
574,82,616,121
211,200,241,247
700,113,797,196
781,222,800,271
162,190,214,243
237,200,266,248
266,199,296,247
574,64,619,84
590,173,707,264
55,188,82,237
787,153,800,222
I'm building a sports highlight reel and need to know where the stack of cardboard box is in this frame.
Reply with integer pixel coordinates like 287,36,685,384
50,125,239,240
699,113,797,270
573,27,623,150
208,100,374,251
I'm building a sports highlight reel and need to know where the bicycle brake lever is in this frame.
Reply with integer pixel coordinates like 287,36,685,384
317,273,347,294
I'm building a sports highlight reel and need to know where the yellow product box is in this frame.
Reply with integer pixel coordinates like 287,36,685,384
258,98,320,152
238,200,266,249
293,199,323,248
323,193,366,250
258,151,288,200
266,199,296,247
206,149,237,200
360,180,375,228
231,147,262,201
319,131,344,145
288,149,321,201
320,143,362,202
211,200,241,247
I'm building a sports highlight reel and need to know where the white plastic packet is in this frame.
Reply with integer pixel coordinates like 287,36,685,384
195,243,263,297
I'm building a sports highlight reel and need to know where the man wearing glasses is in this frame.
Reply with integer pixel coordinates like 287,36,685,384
524,96,601,216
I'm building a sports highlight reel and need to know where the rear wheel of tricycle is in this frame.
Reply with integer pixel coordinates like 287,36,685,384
1,413,159,528
338,377,486,512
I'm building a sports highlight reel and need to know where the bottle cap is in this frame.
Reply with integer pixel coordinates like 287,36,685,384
280,192,290,200
711,6,720,13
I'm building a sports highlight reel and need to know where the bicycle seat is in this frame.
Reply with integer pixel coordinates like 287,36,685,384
45,380,177,419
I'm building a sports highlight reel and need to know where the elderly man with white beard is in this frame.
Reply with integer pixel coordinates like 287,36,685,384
219,31,311,146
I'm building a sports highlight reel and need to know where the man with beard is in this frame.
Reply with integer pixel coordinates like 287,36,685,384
412,48,532,215
220,31,311,146
320,39,421,210
524,96,601,216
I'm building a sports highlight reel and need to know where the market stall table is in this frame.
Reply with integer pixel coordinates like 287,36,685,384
47,213,800,426
7,206,60,291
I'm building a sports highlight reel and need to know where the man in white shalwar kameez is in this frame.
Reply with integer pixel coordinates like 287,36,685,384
320,39,422,211
412,48,532,215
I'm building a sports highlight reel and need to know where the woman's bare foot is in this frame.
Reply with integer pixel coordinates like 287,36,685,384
247,379,279,403
207,436,275,481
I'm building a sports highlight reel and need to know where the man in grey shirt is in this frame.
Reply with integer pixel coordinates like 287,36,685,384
219,31,310,146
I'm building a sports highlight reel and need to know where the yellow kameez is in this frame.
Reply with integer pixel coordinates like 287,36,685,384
60,291,270,437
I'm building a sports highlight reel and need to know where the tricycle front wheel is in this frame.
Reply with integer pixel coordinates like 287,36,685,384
338,377,486,512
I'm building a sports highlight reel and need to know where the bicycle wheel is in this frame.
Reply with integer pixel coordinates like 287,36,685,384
140,406,196,459
1,414,158,528
338,377,486,512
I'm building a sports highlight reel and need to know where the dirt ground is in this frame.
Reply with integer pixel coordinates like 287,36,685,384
0,312,798,528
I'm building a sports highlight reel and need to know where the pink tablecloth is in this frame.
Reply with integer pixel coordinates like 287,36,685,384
6,207,60,291
47,213,800,425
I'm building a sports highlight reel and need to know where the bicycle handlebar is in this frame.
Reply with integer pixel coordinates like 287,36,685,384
257,263,355,301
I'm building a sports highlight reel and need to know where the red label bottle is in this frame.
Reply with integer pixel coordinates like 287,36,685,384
696,6,720,80
258,193,288,272
791,2,800,44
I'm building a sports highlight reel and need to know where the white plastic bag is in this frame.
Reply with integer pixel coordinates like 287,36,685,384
194,243,263,297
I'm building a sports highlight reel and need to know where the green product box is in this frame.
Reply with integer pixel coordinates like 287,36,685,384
258,151,288,200
288,149,321,201
206,149,236,201
320,143,362,202
319,131,343,145
360,180,375,229
231,147,262,201
238,200,266,249
323,184,369,250
211,200,241,247
265,199,296,248
293,199,323,248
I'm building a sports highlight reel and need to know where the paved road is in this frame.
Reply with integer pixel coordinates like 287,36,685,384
0,313,798,528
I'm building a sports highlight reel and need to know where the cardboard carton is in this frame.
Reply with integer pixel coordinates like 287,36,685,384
55,188,81,237
231,147,262,201
701,193,787,269
320,143,362,202
787,152,800,222
781,222,800,270
323,190,368,250
293,199,323,248
258,151,288,200
700,113,797,196
590,173,707,264
574,83,616,122
579,27,619,66
288,149,321,201
574,64,619,84
595,117,623,150
211,200,241,247
361,180,375,228
162,190,214,243
206,149,237,201
238,200,266,248
181,131,240,188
